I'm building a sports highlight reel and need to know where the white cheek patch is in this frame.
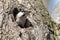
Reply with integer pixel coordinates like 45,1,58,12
17,12,24,17
16,12,24,23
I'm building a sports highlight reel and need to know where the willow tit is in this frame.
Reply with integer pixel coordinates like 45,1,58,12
16,10,30,28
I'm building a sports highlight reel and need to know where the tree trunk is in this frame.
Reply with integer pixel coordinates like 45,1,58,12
0,0,54,40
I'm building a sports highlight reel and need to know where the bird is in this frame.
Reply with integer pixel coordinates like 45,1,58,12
16,10,30,28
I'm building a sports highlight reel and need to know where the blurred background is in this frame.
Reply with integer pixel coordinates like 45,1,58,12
42,0,60,24
42,0,60,13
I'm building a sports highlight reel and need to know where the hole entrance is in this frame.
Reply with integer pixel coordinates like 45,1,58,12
13,8,19,20
12,8,33,28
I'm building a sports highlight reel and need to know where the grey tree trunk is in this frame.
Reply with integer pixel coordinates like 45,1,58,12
0,0,54,40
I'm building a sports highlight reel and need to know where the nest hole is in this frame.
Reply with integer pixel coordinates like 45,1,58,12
12,7,33,28
13,8,19,20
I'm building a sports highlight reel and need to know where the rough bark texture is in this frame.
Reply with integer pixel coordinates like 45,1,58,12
0,0,54,40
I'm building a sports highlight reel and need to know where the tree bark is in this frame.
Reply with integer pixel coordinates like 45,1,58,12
0,0,54,40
